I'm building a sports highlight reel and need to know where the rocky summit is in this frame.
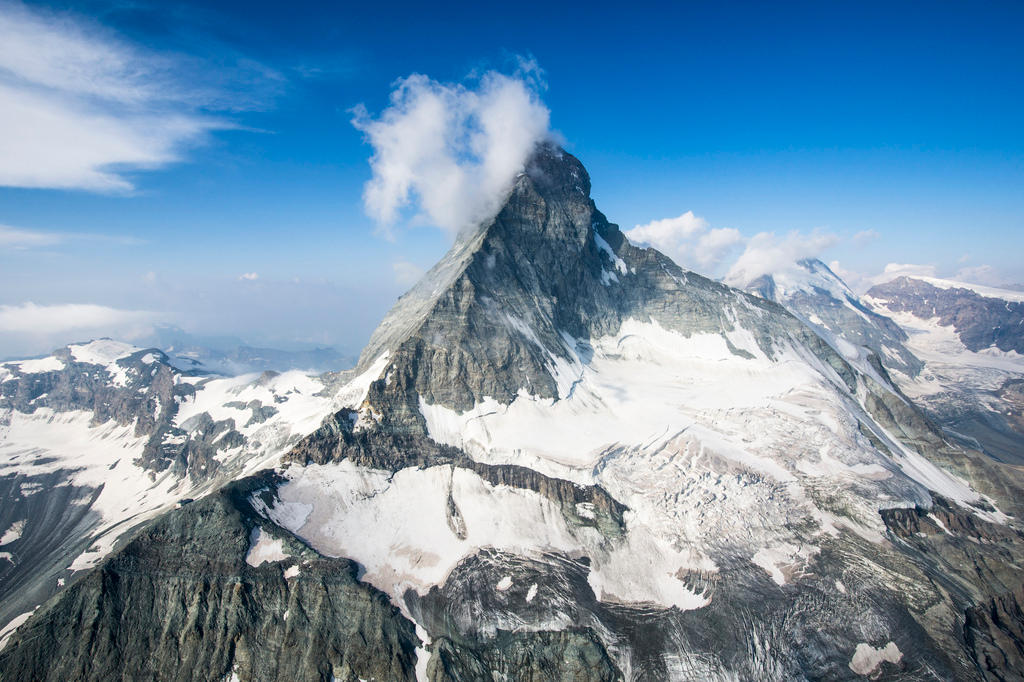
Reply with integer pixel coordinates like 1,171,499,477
2,146,1024,681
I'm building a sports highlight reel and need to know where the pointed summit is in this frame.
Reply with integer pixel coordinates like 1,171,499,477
320,146,865,461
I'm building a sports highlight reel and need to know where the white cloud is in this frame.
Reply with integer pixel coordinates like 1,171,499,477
0,224,61,248
0,302,154,334
0,302,159,357
696,228,744,266
954,264,1001,286
826,260,871,293
0,2,273,192
392,260,424,287
352,61,551,237
624,211,742,275
724,230,839,287
868,262,938,287
626,211,708,248
239,272,259,281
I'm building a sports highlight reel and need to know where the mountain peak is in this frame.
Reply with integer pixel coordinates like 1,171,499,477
349,148,863,443
522,143,591,200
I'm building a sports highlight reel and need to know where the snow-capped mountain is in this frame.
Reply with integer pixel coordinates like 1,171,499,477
745,258,925,382
1,148,1023,680
0,339,353,635
865,276,1024,466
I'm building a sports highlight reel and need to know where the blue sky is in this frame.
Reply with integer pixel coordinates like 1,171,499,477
1,0,1022,358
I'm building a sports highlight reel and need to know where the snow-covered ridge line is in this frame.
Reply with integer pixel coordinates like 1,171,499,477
906,276,1024,303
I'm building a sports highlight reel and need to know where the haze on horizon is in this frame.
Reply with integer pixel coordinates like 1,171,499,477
1,0,1021,360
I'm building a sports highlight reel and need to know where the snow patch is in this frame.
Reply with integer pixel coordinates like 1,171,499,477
414,624,432,682
0,609,35,651
1,520,25,544
69,339,137,365
245,526,289,567
496,575,513,591
849,641,902,676
8,356,65,373
259,461,708,613
908,276,1024,303
594,233,628,275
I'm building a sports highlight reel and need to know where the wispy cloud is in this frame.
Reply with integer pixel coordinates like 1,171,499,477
851,229,879,246
0,224,61,248
238,272,259,281
0,223,143,249
0,1,278,192
869,262,938,286
352,59,552,238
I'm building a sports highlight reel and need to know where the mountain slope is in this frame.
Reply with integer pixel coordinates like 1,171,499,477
0,339,354,635
746,258,924,380
3,147,1024,680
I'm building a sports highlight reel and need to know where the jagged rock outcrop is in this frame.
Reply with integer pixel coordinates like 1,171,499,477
428,629,621,682
965,586,1024,681
0,475,422,682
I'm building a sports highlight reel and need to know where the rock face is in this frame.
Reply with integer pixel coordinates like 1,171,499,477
0,475,422,682
3,146,1024,681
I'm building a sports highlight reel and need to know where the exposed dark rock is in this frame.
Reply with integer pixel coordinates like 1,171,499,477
0,476,421,682
427,629,621,682
965,585,1024,681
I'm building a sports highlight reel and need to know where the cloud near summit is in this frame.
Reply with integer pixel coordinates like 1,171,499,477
352,62,552,238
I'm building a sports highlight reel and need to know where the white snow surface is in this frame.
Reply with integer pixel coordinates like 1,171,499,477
0,610,35,651
0,407,186,570
417,318,993,591
259,460,710,614
245,526,289,566
594,232,628,275
0,520,25,545
7,356,65,374
849,641,902,676
906,276,1024,303
69,339,138,365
